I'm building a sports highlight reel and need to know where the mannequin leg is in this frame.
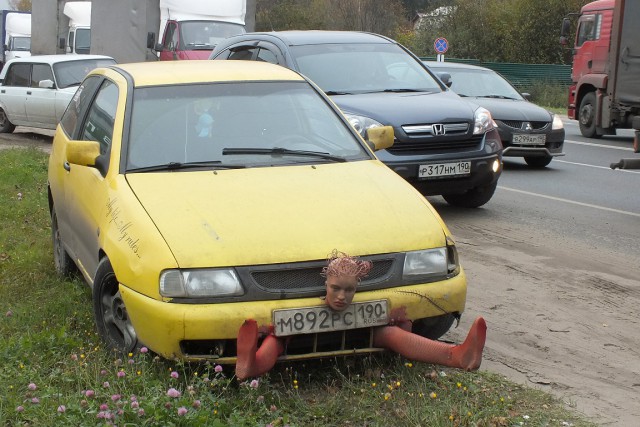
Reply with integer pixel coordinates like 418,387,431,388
235,319,284,380
373,316,486,371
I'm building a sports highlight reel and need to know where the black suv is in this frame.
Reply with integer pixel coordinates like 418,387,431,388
210,31,503,207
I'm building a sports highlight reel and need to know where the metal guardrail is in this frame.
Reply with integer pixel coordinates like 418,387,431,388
421,57,572,88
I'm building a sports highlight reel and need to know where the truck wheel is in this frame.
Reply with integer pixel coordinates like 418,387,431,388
442,181,497,208
412,314,456,340
0,108,16,133
524,155,553,168
93,258,139,354
578,92,601,139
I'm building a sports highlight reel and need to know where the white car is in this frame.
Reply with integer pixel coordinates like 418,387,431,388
0,54,115,133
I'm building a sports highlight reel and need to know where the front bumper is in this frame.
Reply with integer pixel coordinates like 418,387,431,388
498,126,565,158
119,271,467,362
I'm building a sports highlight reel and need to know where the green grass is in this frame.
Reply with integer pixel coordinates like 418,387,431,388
0,148,597,426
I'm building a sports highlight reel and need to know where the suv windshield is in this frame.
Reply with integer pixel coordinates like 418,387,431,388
126,81,370,171
290,43,443,94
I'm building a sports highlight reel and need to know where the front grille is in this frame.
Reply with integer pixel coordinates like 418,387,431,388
402,122,469,136
500,120,549,130
386,134,483,154
250,259,394,292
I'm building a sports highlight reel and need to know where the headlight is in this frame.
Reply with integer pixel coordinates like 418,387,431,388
473,107,496,135
160,268,244,298
343,112,384,138
552,113,564,130
402,238,460,280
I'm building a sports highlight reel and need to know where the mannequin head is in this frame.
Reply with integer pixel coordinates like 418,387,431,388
321,251,372,311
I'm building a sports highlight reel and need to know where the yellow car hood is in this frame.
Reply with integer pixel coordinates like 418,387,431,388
126,161,446,267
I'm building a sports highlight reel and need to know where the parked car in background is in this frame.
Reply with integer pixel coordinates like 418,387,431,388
210,31,503,208
48,60,467,362
426,61,565,168
0,55,116,133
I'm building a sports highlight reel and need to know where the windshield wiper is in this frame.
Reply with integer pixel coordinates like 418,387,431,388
477,94,518,100
325,90,353,95
382,88,428,93
222,147,347,162
127,161,245,172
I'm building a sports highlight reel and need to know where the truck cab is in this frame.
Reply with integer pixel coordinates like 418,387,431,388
156,19,245,60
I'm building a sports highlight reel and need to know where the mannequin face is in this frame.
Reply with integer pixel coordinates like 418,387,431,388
324,274,357,311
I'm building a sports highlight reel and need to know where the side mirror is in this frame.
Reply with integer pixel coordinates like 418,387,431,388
436,71,452,88
560,17,571,38
38,79,55,89
66,140,100,167
146,32,156,49
59,38,65,49
365,126,394,151
65,46,71,54
521,92,531,100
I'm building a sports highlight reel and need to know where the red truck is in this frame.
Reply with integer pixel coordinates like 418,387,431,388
561,0,640,151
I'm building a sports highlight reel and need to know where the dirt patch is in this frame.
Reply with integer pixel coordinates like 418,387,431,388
0,127,54,153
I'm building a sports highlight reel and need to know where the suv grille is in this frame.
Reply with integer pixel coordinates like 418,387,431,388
387,134,483,154
402,122,469,136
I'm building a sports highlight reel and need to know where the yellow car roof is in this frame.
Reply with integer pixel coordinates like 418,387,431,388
95,60,306,87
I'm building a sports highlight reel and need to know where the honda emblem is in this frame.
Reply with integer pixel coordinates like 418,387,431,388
432,124,446,136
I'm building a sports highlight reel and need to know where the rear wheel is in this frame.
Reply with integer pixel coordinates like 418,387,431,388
0,108,16,133
412,314,456,340
524,155,553,168
442,181,497,208
578,92,601,139
93,258,139,354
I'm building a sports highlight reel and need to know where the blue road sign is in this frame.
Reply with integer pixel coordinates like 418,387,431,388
434,37,449,54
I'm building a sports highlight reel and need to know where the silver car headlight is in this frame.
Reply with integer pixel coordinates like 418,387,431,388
402,237,460,281
159,268,244,298
473,107,496,135
343,112,384,138
552,113,564,130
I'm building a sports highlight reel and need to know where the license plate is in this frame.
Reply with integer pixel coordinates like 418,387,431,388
512,134,546,145
418,161,471,178
273,300,389,337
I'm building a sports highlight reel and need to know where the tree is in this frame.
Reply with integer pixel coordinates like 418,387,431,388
9,0,31,11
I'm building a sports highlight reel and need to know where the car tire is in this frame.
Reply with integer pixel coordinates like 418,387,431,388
442,181,497,208
93,257,139,354
51,208,75,276
0,107,16,133
524,155,553,168
412,314,456,340
578,92,601,139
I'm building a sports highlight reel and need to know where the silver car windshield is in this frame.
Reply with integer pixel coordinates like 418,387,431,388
437,67,524,100
290,43,443,94
126,81,371,171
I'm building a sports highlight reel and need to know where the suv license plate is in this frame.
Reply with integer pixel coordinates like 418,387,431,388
419,161,471,178
273,300,389,337
513,134,546,145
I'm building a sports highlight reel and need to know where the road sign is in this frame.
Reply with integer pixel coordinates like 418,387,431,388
434,37,449,54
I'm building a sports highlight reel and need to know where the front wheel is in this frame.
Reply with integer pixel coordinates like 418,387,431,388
524,155,553,168
93,258,139,354
578,92,601,139
0,107,16,133
442,181,497,208
412,314,456,340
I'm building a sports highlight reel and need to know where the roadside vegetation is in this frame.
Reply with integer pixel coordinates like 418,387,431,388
0,148,597,426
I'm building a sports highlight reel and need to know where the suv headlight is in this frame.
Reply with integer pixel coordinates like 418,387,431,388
552,113,564,130
403,238,460,280
160,268,244,298
473,107,496,135
343,112,384,138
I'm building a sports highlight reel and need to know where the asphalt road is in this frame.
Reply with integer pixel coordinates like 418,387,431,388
428,119,640,426
2,120,639,425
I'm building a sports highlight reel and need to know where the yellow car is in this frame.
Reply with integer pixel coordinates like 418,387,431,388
48,60,467,363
